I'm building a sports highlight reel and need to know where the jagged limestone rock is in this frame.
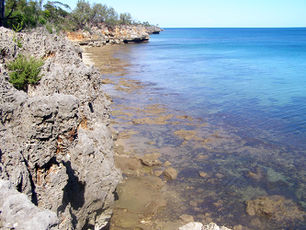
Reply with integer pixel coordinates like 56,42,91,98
0,27,121,230
0,179,58,230
66,24,151,46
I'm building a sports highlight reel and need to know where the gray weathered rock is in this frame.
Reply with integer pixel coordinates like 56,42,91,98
0,179,58,230
145,26,163,34
0,27,121,229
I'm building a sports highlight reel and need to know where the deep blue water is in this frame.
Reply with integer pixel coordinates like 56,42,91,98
119,28,306,149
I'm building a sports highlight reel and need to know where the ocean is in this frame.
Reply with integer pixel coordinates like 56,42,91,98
103,28,306,229
121,28,306,148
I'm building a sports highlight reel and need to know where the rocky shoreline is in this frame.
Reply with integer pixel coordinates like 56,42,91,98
82,46,235,230
0,26,234,230
67,24,162,47
0,27,121,229
82,41,305,229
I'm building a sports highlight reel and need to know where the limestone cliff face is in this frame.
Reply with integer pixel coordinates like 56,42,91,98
0,27,121,229
0,180,58,230
66,24,159,47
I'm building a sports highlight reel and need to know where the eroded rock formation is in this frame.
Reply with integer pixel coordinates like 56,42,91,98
66,24,160,47
0,27,121,229
0,179,58,230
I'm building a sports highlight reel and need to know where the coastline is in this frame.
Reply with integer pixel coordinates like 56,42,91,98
0,27,231,230
2,26,304,230
0,27,121,230
83,33,306,229
82,44,234,230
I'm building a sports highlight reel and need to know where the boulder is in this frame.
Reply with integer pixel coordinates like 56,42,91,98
139,153,162,166
0,180,58,230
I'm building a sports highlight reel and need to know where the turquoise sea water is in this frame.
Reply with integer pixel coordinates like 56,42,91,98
109,28,306,229
122,28,306,148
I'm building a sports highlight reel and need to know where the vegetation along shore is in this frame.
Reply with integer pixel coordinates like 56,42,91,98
2,0,296,230
0,0,227,229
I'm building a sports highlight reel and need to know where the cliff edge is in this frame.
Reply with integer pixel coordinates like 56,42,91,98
66,24,162,47
0,27,121,229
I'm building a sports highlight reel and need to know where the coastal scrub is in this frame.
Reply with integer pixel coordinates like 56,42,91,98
7,54,44,91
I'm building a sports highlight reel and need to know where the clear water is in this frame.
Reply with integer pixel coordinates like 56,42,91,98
105,28,306,229
120,28,306,148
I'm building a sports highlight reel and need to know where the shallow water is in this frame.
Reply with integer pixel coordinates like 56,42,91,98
87,28,306,230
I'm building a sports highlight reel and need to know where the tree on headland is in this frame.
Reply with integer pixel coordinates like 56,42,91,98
70,0,121,28
119,12,132,25
1,0,154,31
70,0,92,29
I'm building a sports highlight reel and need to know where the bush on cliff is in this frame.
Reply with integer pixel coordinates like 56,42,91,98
71,0,120,28
119,13,132,25
7,54,44,91
3,0,70,31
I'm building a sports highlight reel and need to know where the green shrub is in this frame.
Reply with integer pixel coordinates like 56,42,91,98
7,55,44,91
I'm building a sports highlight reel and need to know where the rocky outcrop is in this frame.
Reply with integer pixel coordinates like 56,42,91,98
0,180,58,230
0,27,121,229
146,25,163,34
67,24,152,47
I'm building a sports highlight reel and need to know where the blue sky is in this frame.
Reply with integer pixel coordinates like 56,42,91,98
63,0,306,28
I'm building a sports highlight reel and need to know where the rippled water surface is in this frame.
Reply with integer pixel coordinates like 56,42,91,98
91,28,306,229
119,28,306,147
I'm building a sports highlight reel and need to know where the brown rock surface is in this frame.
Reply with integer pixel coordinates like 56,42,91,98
67,24,152,47
163,167,178,180
139,153,162,166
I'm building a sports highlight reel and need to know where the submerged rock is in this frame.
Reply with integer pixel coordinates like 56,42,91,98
163,167,178,180
139,153,162,166
199,171,208,178
180,214,195,223
111,176,167,228
246,195,305,224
